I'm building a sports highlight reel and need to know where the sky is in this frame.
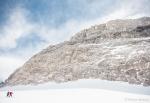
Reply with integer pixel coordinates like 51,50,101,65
0,0,150,81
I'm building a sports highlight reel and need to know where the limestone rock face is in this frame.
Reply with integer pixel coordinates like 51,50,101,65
5,17,150,86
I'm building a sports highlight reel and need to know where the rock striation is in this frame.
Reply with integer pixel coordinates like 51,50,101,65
5,17,150,86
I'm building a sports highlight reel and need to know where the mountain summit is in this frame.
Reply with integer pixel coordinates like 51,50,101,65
5,17,150,86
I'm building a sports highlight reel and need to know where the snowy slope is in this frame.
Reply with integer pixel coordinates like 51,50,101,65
0,88,150,103
1,79,150,95
1,80,150,103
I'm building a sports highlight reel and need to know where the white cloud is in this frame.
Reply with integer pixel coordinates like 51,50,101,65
100,0,150,21
0,6,34,48
0,0,149,49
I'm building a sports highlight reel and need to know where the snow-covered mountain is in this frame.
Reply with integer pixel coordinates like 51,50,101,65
4,17,150,86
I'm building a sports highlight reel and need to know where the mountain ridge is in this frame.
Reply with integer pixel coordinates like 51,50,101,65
4,17,150,86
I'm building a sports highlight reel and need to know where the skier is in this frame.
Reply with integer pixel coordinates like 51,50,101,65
7,91,10,97
7,91,13,97
9,92,13,97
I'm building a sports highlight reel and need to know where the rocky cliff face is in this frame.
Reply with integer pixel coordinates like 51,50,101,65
5,17,150,86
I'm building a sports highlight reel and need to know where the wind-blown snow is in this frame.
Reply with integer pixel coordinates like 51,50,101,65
1,80,150,103
1,79,150,95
